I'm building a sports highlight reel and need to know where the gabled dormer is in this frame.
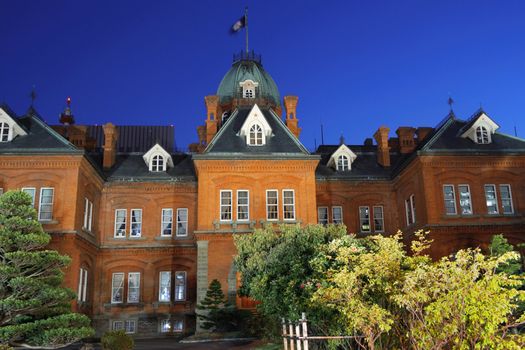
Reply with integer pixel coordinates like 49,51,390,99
0,107,27,142
327,144,357,171
460,111,499,144
239,104,272,146
143,143,174,172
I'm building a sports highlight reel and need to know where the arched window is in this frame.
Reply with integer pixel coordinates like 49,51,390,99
249,124,263,145
476,126,489,144
337,155,350,171
151,154,165,172
0,122,9,142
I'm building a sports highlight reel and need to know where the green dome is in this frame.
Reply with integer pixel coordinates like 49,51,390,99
217,55,280,107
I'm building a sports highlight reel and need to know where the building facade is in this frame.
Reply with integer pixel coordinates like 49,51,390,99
1,52,524,337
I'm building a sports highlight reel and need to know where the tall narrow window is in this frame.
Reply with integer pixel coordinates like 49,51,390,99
237,190,249,221
115,209,127,237
405,195,416,225
77,268,88,302
220,191,232,221
83,198,93,232
125,320,136,334
336,155,350,171
476,126,489,144
130,209,142,237
458,185,473,215
160,319,171,333
127,272,140,303
161,208,173,236
249,124,263,145
173,320,184,332
484,185,498,214
359,206,370,232
159,271,171,302
111,273,124,303
21,187,36,206
500,185,514,214
318,207,328,225
443,185,457,215
174,272,186,301
176,208,188,236
0,122,9,142
151,154,165,172
373,206,384,232
283,190,295,220
266,190,278,220
38,188,54,221
332,206,343,224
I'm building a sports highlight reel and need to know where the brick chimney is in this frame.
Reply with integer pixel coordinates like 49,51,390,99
205,95,220,144
283,95,301,138
416,127,433,144
373,126,391,167
103,123,118,169
396,127,417,154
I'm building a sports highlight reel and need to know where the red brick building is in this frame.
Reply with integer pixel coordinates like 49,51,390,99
1,52,524,337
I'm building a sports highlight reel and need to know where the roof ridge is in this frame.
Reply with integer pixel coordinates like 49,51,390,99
26,109,78,150
203,109,240,153
266,108,310,155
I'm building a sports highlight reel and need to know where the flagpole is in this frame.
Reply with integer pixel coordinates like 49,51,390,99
245,6,249,54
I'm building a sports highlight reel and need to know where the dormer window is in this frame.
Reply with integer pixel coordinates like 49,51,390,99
336,155,350,171
143,143,174,173
249,124,263,145
244,89,254,98
476,126,489,144
0,122,9,142
0,108,27,142
151,154,165,172
239,79,259,99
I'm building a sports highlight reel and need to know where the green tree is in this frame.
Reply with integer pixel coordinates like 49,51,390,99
196,279,227,330
489,234,523,275
0,191,94,347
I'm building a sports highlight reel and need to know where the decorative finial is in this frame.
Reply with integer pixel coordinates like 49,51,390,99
59,96,75,125
339,134,345,145
29,85,37,107
447,96,454,112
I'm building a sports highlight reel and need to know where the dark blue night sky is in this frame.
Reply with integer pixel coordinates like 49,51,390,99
1,0,524,151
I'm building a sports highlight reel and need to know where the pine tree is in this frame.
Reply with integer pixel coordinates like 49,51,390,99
0,191,94,347
196,279,227,330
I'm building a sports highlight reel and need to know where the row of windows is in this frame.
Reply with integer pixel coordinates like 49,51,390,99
443,184,514,215
111,319,184,334
317,206,385,233
111,271,187,304
114,208,188,238
317,206,343,225
220,189,296,222
19,187,55,221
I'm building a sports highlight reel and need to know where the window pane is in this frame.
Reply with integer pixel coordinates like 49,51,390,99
38,188,54,221
283,190,295,220
237,190,249,221
111,273,124,303
175,272,186,301
176,208,188,236
458,185,472,215
159,271,171,302
220,191,232,221
127,272,140,303
318,207,328,225
125,320,136,334
359,206,370,232
266,190,278,220
161,208,173,236
115,209,126,237
173,320,184,332
131,209,142,237
373,206,384,232
160,320,171,333
484,185,498,214
332,206,343,224
500,185,514,214
22,188,36,206
443,185,457,215
112,321,124,331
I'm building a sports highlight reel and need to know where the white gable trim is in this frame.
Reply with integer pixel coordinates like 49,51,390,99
461,112,499,144
327,144,357,170
239,104,272,146
143,143,174,171
0,107,27,142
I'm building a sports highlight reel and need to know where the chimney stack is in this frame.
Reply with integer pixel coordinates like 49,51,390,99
205,95,220,144
103,123,118,169
374,126,391,167
396,127,417,154
416,127,433,144
283,95,301,138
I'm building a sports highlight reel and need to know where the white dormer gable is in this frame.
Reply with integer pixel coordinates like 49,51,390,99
0,107,27,142
327,144,357,171
143,143,174,172
461,112,500,144
239,104,272,146
239,79,259,98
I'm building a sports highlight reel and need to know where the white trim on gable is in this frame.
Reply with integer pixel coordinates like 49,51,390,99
239,104,272,146
460,112,500,144
327,144,357,171
0,107,27,142
143,143,174,172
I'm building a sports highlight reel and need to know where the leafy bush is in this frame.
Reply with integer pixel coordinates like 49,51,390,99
0,344,13,350
101,330,133,350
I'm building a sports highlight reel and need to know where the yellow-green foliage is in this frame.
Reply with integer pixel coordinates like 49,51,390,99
101,330,134,350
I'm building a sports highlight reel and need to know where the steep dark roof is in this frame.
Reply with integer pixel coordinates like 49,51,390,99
202,106,310,156
87,125,175,153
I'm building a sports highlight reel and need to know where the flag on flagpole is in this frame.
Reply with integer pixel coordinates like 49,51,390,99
230,15,246,33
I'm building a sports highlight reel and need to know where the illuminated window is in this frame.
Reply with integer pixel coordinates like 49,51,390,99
159,271,171,302
127,272,140,303
484,185,498,214
458,185,472,215
175,272,186,301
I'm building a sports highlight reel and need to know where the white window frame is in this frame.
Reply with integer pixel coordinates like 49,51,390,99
499,184,514,214
373,206,384,232
248,124,263,146
127,272,140,303
476,126,490,144
21,187,36,206
332,206,343,224
237,190,249,221
38,187,54,222
266,190,279,221
176,208,188,236
359,206,371,232
130,209,142,237
160,319,171,333
458,184,473,215
443,185,457,215
158,271,171,302
124,320,136,334
282,189,296,221
112,320,124,331
83,198,93,232
150,154,166,172
77,267,88,302
114,209,127,238
484,184,499,214
161,208,173,236
220,190,232,222
174,271,186,301
405,194,416,225
318,207,328,225
0,122,10,142
111,272,124,304
336,155,350,171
